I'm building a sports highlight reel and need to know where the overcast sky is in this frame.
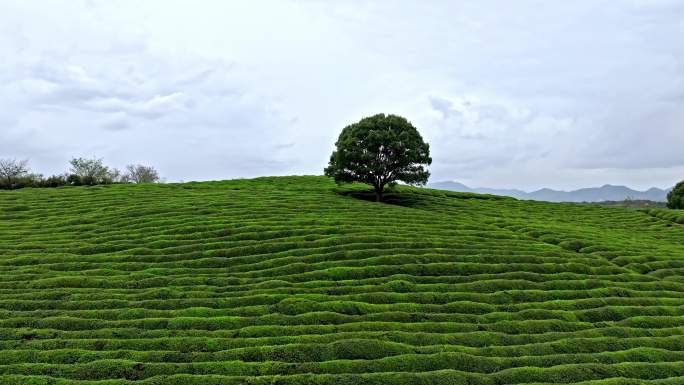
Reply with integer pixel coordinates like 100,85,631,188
1,0,683,190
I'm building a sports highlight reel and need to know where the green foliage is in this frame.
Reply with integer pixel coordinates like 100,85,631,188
0,176,683,383
324,114,431,201
667,180,684,209
69,157,119,186
125,164,160,184
0,159,48,190
1,158,163,190
645,208,684,225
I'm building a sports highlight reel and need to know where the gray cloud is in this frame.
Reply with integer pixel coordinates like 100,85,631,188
1,0,683,190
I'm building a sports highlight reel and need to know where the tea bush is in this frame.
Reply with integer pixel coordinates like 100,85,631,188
0,176,683,383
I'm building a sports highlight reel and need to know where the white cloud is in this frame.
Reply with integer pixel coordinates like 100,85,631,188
0,0,683,189
84,92,187,119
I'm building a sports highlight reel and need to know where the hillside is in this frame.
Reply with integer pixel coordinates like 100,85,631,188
1,176,684,384
429,181,671,203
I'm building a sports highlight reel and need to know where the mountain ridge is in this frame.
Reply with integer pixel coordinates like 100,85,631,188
429,181,671,202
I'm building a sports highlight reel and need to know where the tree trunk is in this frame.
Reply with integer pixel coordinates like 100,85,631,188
375,186,383,202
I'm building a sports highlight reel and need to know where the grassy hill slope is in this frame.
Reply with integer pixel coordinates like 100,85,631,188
0,175,683,384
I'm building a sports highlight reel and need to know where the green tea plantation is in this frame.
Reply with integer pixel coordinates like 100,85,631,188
1,176,683,385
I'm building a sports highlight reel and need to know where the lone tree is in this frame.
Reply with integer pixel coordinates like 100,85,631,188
0,158,29,188
125,164,160,184
667,180,684,209
69,157,111,185
325,113,432,202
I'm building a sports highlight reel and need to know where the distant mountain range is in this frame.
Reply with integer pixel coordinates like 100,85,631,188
428,181,672,203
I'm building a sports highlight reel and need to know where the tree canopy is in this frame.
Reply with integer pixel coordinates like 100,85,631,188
69,158,111,185
0,158,29,189
667,180,684,209
126,164,160,184
324,113,431,202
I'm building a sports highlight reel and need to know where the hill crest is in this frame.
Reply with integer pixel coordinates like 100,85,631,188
1,175,683,384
